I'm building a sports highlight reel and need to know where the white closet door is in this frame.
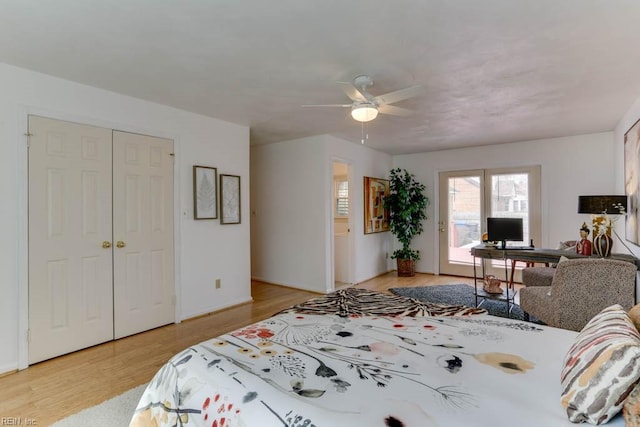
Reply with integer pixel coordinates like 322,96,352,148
112,131,175,339
28,116,114,364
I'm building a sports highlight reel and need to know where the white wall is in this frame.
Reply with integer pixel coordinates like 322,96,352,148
250,137,327,291
251,135,392,292
0,62,250,374
325,136,394,284
393,132,617,274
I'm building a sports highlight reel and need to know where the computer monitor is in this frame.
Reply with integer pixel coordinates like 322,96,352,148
487,217,523,249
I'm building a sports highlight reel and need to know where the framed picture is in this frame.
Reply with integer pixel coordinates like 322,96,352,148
220,174,241,224
364,176,390,234
193,166,217,219
624,117,640,244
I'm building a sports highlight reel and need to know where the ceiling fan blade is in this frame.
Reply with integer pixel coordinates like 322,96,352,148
378,104,413,116
301,104,352,108
374,85,424,105
337,81,366,102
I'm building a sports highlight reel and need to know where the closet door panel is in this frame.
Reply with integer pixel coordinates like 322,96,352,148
28,116,114,364
112,131,174,339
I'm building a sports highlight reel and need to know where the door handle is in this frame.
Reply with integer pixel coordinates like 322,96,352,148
116,240,126,248
102,241,112,249
439,228,446,232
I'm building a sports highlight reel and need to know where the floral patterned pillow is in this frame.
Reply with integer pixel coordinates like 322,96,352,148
560,304,640,424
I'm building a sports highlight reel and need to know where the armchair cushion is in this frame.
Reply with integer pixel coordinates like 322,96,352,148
561,304,640,425
521,266,555,288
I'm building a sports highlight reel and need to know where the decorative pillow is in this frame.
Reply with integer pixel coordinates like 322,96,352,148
560,304,640,425
558,240,577,251
629,304,640,331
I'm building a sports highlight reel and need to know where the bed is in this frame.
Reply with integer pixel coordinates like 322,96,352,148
130,289,626,426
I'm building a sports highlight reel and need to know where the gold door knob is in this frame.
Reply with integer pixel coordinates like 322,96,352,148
116,241,126,248
102,241,112,249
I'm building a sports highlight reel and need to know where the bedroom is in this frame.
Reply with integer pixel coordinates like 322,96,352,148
1,1,640,425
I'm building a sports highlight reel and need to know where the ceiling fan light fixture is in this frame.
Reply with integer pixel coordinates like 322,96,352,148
351,104,378,122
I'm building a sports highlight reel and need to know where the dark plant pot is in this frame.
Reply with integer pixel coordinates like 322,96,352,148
593,234,613,257
397,258,415,277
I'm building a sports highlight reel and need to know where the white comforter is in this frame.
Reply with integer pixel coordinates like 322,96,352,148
131,312,624,426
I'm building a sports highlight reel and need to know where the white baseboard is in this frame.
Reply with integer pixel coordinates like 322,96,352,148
251,276,326,293
180,296,254,322
0,363,18,376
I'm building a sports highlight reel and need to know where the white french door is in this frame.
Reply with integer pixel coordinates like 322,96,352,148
439,166,541,278
28,117,175,363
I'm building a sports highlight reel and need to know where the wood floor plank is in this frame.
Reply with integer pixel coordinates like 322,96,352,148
0,273,472,425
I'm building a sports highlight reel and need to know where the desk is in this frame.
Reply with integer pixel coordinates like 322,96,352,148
469,246,640,318
470,246,640,268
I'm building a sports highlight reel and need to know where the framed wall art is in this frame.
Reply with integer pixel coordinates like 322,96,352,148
220,174,241,224
193,165,217,219
624,117,640,245
364,176,390,234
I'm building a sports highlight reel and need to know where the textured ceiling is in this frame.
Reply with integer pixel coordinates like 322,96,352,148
1,1,640,154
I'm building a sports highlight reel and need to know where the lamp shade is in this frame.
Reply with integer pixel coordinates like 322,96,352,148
351,105,378,122
577,195,627,214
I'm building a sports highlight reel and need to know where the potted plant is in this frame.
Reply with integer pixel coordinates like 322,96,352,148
385,168,429,276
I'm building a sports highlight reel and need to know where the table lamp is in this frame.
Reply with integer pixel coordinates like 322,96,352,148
577,195,627,256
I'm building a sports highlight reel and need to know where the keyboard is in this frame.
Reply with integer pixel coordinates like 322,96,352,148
500,246,535,250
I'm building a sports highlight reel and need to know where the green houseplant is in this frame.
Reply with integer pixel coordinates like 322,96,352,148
385,168,429,276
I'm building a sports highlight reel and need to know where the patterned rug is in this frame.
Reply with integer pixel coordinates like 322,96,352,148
389,284,538,322
278,287,487,317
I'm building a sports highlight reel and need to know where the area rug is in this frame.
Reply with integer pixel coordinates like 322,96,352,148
390,284,537,322
51,383,146,427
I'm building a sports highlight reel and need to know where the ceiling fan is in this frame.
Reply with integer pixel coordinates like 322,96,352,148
303,75,423,122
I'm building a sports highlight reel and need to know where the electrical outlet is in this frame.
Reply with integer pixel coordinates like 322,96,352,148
215,278,221,289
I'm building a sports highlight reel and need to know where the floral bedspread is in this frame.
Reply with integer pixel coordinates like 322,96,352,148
130,309,624,426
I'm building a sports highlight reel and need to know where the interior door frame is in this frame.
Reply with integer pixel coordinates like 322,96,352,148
327,157,355,292
17,107,182,370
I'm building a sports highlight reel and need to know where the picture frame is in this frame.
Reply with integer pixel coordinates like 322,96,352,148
193,165,217,220
624,117,640,244
364,176,390,234
220,174,241,224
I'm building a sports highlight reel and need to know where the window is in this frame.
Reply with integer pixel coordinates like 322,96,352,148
335,179,348,217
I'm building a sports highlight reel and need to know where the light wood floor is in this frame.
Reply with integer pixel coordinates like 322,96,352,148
0,272,474,425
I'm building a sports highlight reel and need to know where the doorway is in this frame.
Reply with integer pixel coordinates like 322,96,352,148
438,166,541,279
333,161,352,289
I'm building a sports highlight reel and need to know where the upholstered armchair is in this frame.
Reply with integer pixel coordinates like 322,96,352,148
519,258,637,332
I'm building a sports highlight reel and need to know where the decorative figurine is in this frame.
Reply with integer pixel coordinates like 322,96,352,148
576,222,592,256
483,274,503,294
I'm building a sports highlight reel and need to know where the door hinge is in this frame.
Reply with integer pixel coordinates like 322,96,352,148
24,132,32,148
27,328,31,343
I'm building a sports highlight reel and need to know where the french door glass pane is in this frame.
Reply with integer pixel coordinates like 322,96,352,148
490,173,529,246
447,176,481,265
